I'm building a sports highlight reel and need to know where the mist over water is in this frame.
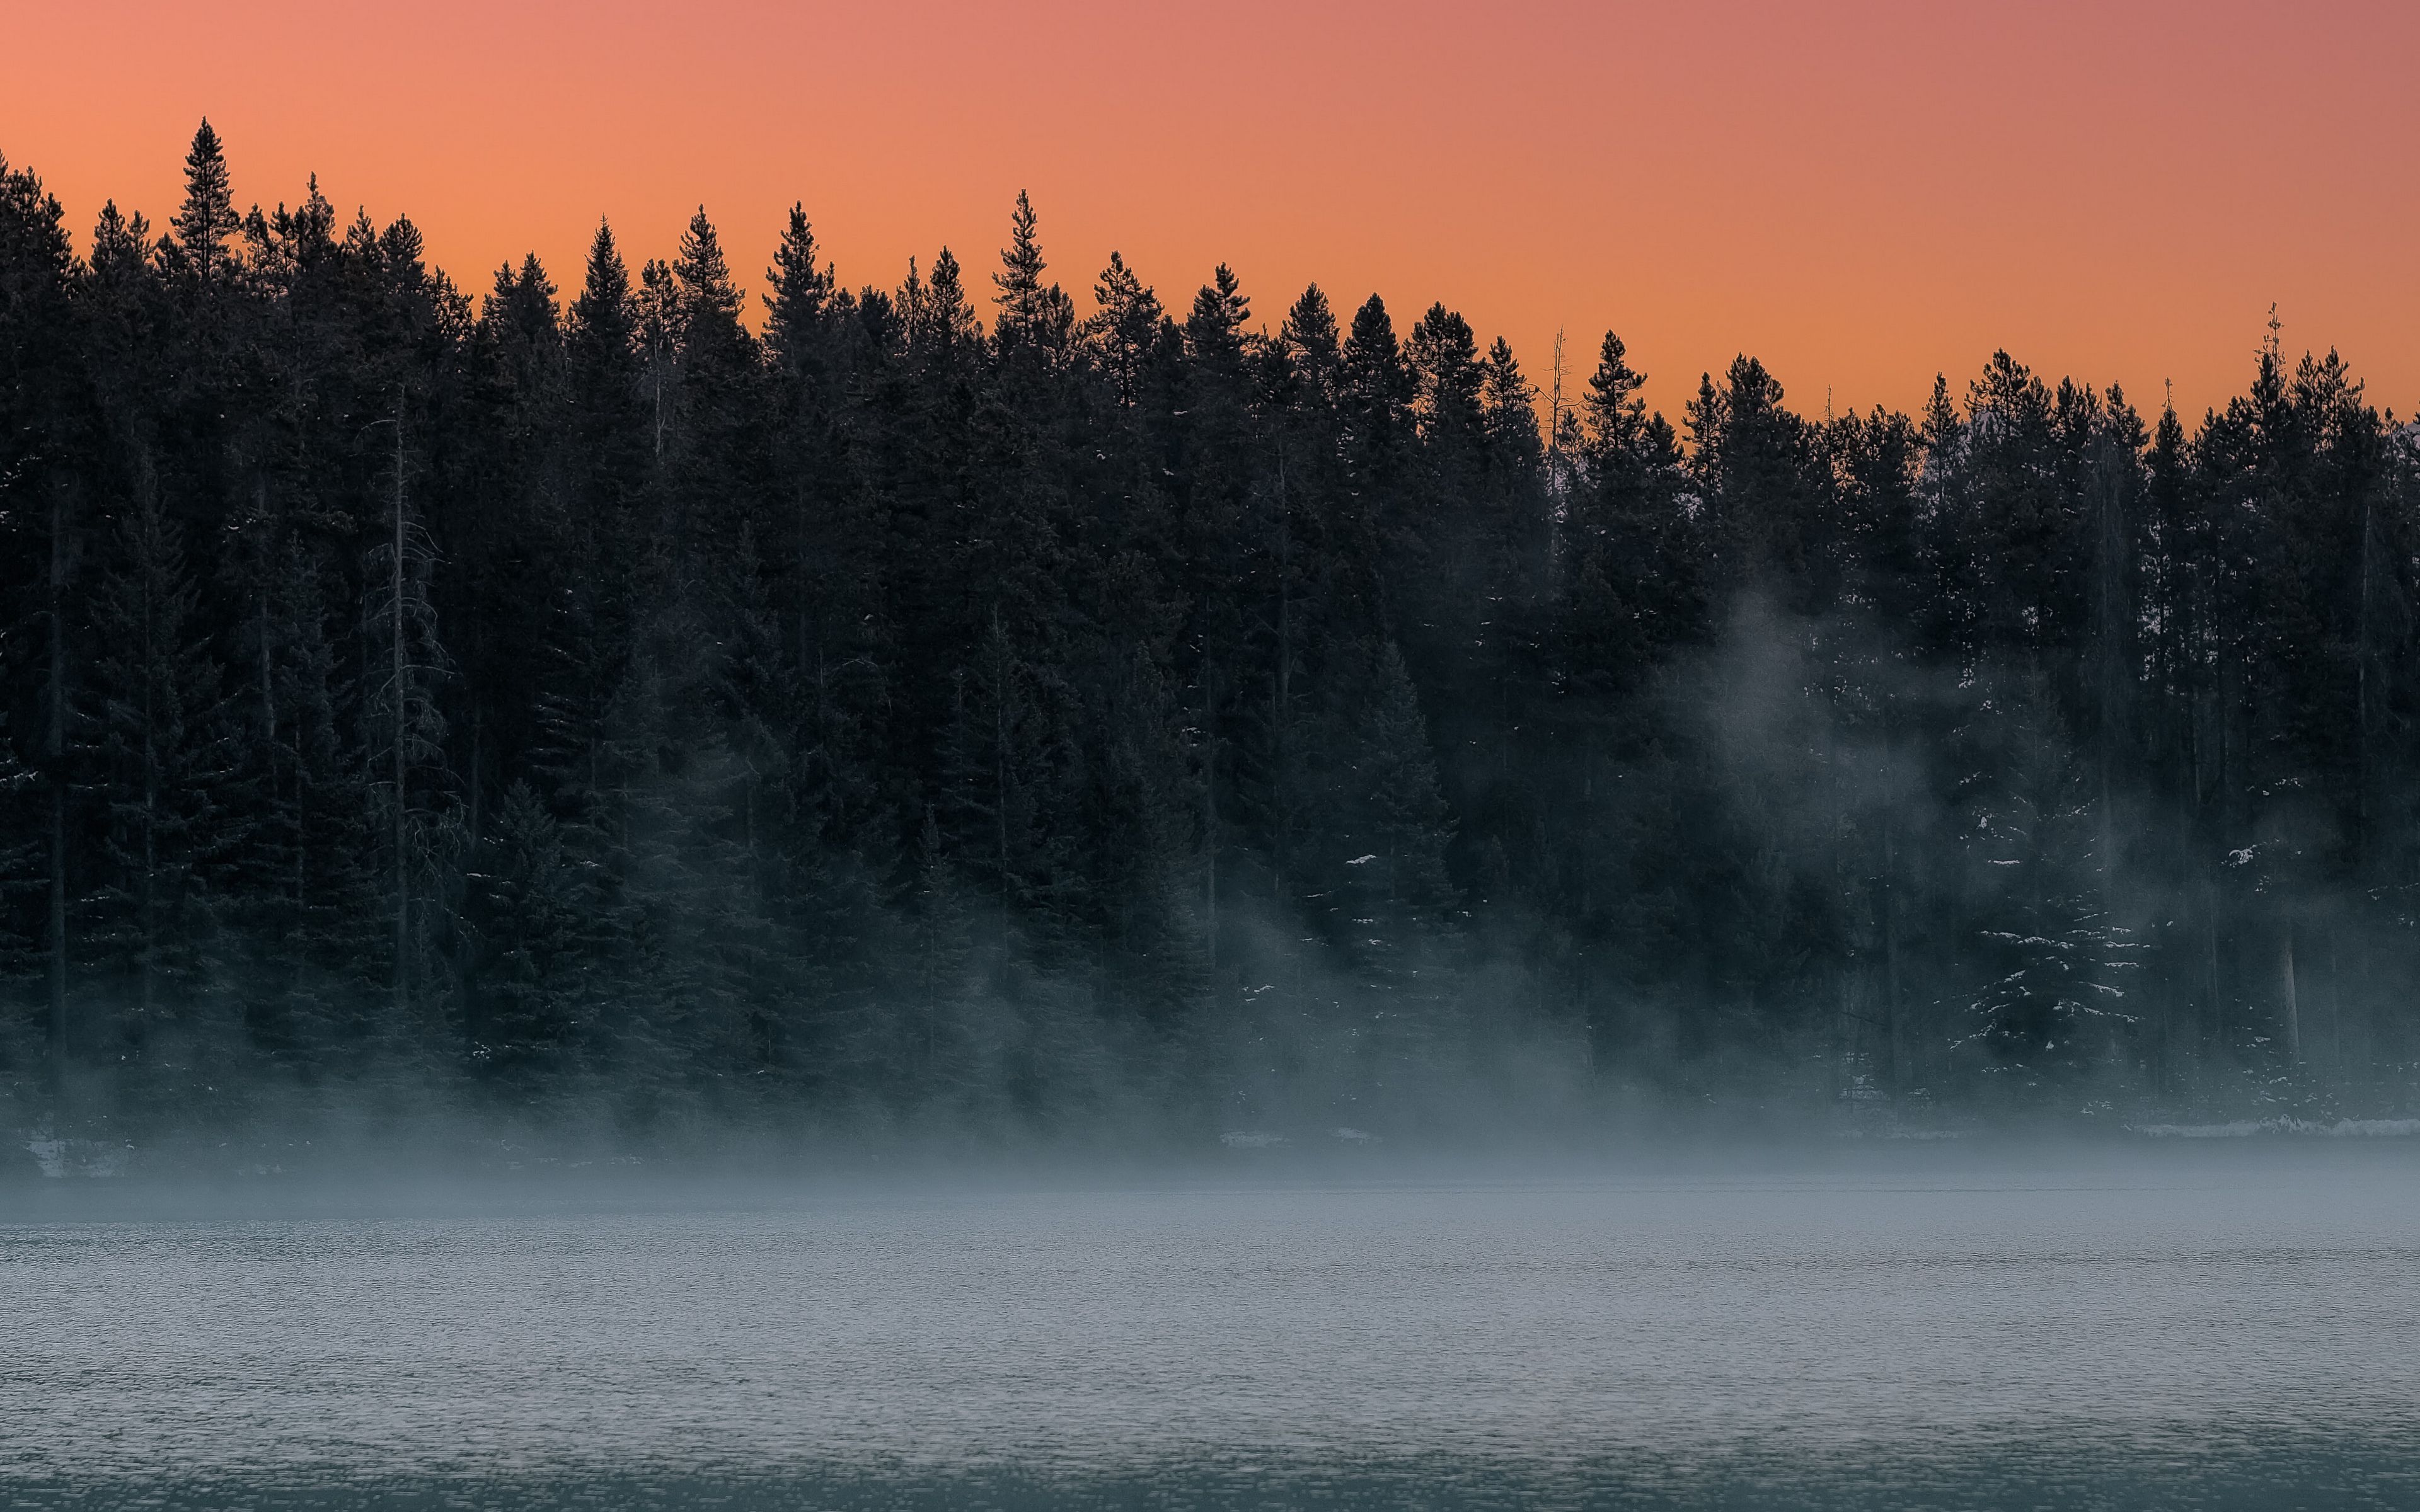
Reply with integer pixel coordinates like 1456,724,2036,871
8,1148,2419,1509
11,127,2420,1158
10,116,2420,1512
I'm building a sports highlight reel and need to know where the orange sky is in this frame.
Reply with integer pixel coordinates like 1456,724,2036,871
6,0,2414,424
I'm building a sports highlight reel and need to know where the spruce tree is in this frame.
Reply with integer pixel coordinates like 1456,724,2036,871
473,781,592,1074
902,805,976,1106
1279,285,1340,403
993,191,1075,362
1406,303,1484,453
1085,252,1163,408
164,120,240,290
239,541,378,1060
1339,295,1410,479
764,205,835,369
0,152,83,1100
83,490,239,1038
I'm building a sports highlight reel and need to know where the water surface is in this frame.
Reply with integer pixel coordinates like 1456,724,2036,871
6,1154,2417,1508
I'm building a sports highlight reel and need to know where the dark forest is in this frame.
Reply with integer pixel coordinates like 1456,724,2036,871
5,123,2417,1152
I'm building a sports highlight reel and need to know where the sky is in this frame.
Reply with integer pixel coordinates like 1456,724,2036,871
5,0,2414,424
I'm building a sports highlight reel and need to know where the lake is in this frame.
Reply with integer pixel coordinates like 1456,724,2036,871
6,1148,2417,1508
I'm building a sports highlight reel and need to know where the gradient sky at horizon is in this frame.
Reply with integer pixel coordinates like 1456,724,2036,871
6,0,2414,424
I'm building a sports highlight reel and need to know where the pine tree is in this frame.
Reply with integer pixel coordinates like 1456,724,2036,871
0,152,83,1099
993,190,1075,363
666,207,764,562
561,219,649,685
1332,640,1457,1109
1340,295,1410,479
637,256,680,466
164,120,240,290
83,489,239,1039
1951,673,2143,1095
0,678,42,1090
1687,355,1827,609
1279,285,1342,406
239,541,378,1061
13,126,2420,1137
1085,252,1163,408
1086,642,1205,1026
1561,330,1695,685
568,220,643,452
1580,330,1651,467
903,248,981,364
616,675,771,1104
472,781,592,1074
901,805,975,1106
1480,338,1541,479
940,614,1084,939
765,205,836,367
1406,303,1484,453
1184,264,1251,375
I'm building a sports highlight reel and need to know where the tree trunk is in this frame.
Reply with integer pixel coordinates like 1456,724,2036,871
1879,719,1904,1096
2279,922,2300,1063
47,484,69,1102
392,404,410,1021
1202,647,1218,975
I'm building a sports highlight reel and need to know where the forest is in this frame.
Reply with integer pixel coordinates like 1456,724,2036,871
4,123,2416,1150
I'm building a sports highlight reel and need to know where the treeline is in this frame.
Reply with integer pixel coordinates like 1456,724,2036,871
3,123,2416,1144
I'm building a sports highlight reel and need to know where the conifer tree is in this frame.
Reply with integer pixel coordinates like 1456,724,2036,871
0,702,35,995
1340,295,1410,478
473,781,591,1072
940,615,1083,939
1279,285,1341,403
83,490,238,1033
1184,265,1251,375
636,256,680,466
164,120,240,290
1562,331,1694,682
238,541,377,1058
904,248,981,362
1687,355,1826,609
665,207,763,563
1406,303,1484,452
1951,673,2143,1090
1085,252,1163,408
0,152,83,1095
7,127,2420,1133
902,804,975,1102
992,191,1075,362
1480,338,1541,478
674,209,744,328
765,205,836,368
1336,640,1457,1102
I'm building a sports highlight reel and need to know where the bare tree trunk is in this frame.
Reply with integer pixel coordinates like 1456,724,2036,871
47,484,69,1102
1202,649,1218,975
1271,462,1291,915
2327,925,2343,1091
2279,922,2300,1063
292,717,306,915
392,403,410,1021
2204,874,2224,1071
142,606,158,1024
1879,718,1904,1096
257,486,277,748
2356,489,2377,873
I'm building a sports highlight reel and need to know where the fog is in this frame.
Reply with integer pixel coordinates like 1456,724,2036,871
4,1147,2415,1511
14,590,2420,1181
13,89,2420,1512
